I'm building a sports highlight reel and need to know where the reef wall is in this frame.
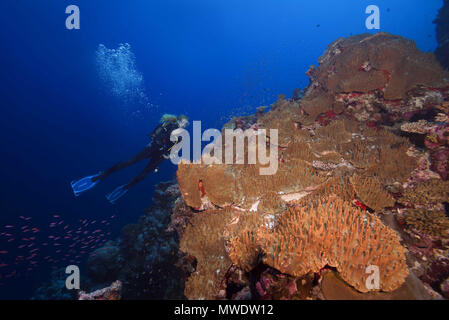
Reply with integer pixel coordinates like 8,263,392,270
175,33,449,300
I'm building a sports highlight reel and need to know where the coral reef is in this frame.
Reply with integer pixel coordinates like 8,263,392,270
167,197,195,239
399,102,449,180
78,280,122,300
31,32,449,301
434,0,449,70
177,196,410,298
349,175,395,212
400,178,449,206
31,268,79,300
319,270,432,300
86,241,122,283
441,277,449,299
175,33,449,300
419,257,449,297
401,208,449,238
402,125,449,182
178,207,272,299
257,197,408,292
178,113,417,213
84,181,185,299
303,33,449,125
252,268,315,300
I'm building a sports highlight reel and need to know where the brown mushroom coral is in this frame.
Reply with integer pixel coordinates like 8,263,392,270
257,196,409,293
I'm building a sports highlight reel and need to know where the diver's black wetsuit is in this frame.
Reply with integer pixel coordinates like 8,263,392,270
92,121,179,189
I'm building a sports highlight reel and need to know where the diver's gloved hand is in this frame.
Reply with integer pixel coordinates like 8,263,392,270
106,185,128,204
71,173,102,197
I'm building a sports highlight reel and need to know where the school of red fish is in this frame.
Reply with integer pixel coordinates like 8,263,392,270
0,214,117,286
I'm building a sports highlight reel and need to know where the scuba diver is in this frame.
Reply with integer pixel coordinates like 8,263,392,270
71,114,189,204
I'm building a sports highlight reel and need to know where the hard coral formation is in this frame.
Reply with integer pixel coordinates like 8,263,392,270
179,209,236,299
400,178,449,206
400,104,449,180
178,116,417,214
254,268,315,300
401,120,434,135
225,210,267,272
227,230,261,273
175,33,449,299
257,197,408,293
179,196,409,297
167,197,194,238
303,33,449,124
78,280,122,300
402,209,449,238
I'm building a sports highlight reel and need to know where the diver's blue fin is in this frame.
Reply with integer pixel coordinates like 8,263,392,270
71,173,101,197
106,185,128,204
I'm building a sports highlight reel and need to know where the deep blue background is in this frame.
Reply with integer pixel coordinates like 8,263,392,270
0,0,442,299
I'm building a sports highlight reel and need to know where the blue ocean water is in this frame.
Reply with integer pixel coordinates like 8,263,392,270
0,0,442,299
